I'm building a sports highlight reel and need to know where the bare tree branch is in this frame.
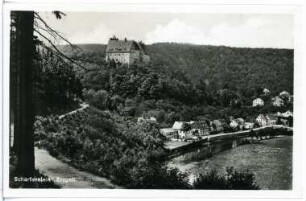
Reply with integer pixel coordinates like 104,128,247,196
34,21,61,44
33,12,101,72
34,12,80,51
34,29,97,72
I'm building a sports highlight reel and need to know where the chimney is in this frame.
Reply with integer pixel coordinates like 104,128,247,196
110,35,118,41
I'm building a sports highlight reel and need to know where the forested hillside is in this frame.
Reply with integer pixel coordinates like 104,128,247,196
147,43,293,94
60,43,293,95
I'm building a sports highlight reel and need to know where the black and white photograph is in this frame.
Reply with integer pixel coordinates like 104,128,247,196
1,1,305,200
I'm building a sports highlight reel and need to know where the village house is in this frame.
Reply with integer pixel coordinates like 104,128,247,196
244,122,255,129
282,110,293,118
229,119,239,131
265,114,277,125
172,121,190,139
236,118,245,130
272,96,284,107
263,88,270,95
256,114,268,127
137,116,157,124
253,98,264,107
279,90,290,97
105,36,150,65
160,128,178,140
275,112,282,117
191,120,210,137
211,119,223,132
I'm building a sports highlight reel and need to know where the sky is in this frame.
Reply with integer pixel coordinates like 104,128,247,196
39,12,294,49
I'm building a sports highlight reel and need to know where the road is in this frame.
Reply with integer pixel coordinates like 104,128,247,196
58,103,89,119
35,147,121,189
165,125,292,151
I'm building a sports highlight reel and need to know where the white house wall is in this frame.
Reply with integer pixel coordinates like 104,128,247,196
106,53,130,64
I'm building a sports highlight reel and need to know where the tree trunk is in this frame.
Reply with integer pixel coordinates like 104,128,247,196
14,11,35,177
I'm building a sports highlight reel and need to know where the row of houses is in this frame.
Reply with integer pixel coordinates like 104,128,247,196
160,120,210,140
159,110,293,141
252,90,293,107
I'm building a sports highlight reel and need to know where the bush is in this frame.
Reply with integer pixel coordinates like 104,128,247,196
89,90,110,110
193,169,227,189
193,167,259,190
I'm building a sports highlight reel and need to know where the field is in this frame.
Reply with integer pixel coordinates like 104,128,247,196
169,136,292,190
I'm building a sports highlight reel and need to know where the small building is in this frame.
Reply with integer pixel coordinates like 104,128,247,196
172,121,193,139
172,121,184,130
244,122,255,129
279,90,290,97
256,114,268,127
275,112,283,117
211,119,224,132
149,117,157,122
137,116,157,124
253,98,264,107
191,120,210,136
282,110,293,118
272,96,284,107
160,128,178,140
263,88,270,95
236,118,245,130
265,114,277,125
229,120,239,130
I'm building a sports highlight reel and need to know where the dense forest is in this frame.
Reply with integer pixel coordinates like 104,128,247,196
56,43,293,127
60,43,293,94
148,43,293,94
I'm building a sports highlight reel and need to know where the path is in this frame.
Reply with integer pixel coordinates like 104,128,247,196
207,125,292,141
35,147,121,189
58,103,89,119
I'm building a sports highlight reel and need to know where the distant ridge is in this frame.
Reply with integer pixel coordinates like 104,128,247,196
59,43,293,94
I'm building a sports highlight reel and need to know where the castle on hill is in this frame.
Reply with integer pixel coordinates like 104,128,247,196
105,36,150,65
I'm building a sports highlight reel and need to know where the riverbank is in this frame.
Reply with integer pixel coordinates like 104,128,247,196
169,136,292,190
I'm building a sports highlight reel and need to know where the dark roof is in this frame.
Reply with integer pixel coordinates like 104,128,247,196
266,114,277,120
192,120,210,129
106,39,141,53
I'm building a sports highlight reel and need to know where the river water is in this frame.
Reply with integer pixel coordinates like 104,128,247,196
168,136,292,190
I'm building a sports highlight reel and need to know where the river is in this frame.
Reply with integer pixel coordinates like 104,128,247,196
168,136,292,190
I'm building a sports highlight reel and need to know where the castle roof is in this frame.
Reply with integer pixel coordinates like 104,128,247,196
106,38,144,53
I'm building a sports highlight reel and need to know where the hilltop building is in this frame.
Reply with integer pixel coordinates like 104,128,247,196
105,36,150,65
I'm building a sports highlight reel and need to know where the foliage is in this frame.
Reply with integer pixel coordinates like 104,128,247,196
34,106,193,188
64,42,293,125
193,167,259,190
62,42,293,101
182,122,192,132
10,12,83,117
35,106,265,189
33,49,83,115
147,43,293,95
